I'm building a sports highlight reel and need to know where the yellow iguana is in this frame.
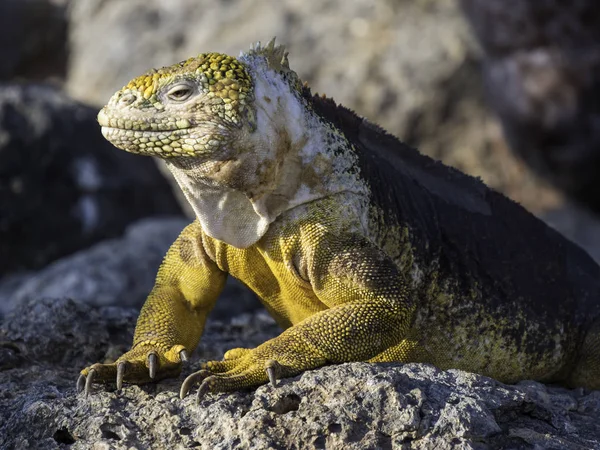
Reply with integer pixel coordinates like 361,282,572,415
78,39,600,400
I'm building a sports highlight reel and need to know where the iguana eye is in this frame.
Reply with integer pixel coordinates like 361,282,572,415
166,84,194,102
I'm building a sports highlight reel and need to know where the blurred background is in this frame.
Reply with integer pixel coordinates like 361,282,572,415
1,0,600,315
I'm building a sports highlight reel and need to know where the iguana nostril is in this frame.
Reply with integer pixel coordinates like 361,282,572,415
118,93,136,106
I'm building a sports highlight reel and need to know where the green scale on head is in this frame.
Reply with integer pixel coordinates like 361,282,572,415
126,53,252,107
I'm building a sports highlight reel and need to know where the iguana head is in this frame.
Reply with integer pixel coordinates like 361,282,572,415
98,39,365,247
98,52,255,158
98,39,298,160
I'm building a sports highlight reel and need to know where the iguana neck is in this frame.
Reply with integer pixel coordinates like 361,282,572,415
167,55,367,248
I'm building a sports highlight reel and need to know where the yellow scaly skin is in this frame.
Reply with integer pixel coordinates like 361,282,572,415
80,39,600,398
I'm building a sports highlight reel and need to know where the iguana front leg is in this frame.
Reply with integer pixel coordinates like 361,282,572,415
78,221,226,394
180,233,415,398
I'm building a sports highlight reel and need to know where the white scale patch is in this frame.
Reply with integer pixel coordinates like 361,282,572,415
168,166,271,248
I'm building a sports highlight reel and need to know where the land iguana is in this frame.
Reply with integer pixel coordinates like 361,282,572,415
79,39,600,399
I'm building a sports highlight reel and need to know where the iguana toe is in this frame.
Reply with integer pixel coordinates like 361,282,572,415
223,347,252,360
179,349,286,398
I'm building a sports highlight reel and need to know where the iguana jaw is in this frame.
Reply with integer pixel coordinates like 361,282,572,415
97,119,231,159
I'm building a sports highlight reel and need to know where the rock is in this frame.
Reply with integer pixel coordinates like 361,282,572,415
543,203,600,265
461,0,600,213
0,217,261,319
0,0,69,81
1,298,599,449
1,298,138,368
0,84,182,276
0,218,187,316
67,0,560,214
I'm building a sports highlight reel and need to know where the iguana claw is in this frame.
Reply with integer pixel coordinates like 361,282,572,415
116,361,127,390
180,349,189,363
196,379,211,403
180,369,211,399
265,359,281,387
148,352,158,379
84,368,96,396
76,374,85,393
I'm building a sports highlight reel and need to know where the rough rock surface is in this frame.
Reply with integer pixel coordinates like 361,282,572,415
67,0,561,214
461,0,600,213
0,218,186,317
0,217,261,319
1,297,599,449
0,84,182,275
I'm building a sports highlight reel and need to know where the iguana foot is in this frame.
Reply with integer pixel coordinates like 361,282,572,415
78,343,188,396
180,346,285,400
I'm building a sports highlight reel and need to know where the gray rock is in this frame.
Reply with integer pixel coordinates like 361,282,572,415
1,297,137,368
461,0,600,213
1,297,599,449
0,83,182,276
543,203,600,265
0,217,261,319
0,0,69,81
0,217,187,316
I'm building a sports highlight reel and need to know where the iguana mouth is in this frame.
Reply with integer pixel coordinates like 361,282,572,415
100,125,222,157
100,126,188,135
97,108,193,132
